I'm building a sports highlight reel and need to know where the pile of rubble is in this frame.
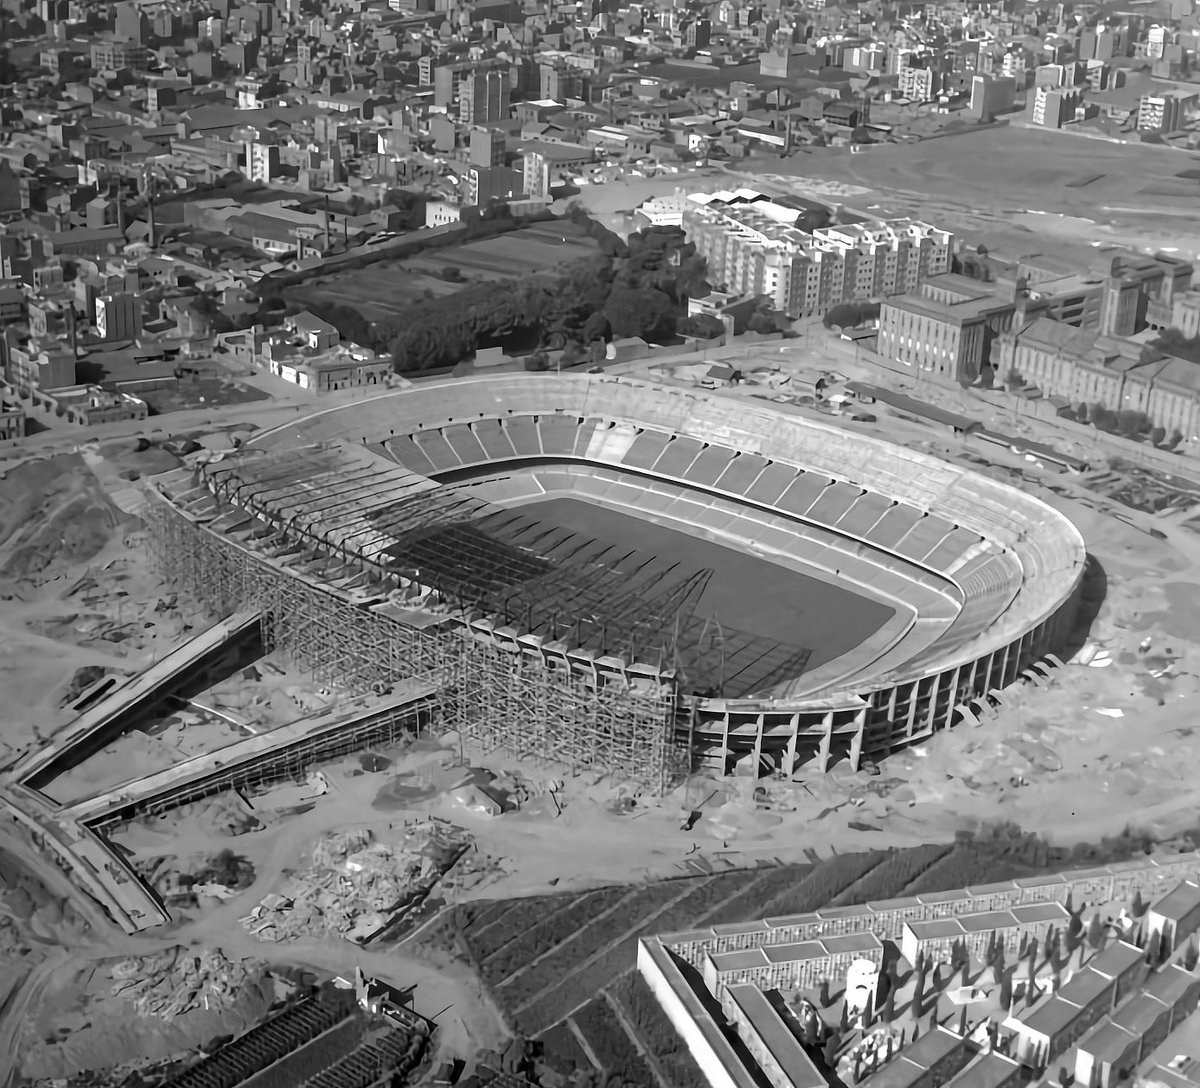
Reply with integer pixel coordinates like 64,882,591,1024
241,820,470,944
110,947,264,1021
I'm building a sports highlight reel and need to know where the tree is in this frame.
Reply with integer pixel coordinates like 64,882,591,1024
823,301,869,330
1075,402,1090,423
1132,890,1147,917
818,978,832,1008
604,285,676,341
882,985,897,1023
1167,428,1185,449
1185,940,1198,972
1091,403,1118,432
912,965,926,1016
1086,914,1105,950
999,971,1013,1010
1151,425,1167,446
1005,369,1025,392
822,1032,842,1068
678,313,726,340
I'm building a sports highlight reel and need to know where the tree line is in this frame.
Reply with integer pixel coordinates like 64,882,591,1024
369,213,711,374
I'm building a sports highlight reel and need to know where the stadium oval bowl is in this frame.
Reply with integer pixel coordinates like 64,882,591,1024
247,373,1086,771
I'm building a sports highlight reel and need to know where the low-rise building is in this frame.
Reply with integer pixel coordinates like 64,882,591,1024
48,384,147,425
0,392,24,441
702,932,883,993
864,1027,973,1088
1148,882,1200,955
901,901,1070,966
721,984,824,1088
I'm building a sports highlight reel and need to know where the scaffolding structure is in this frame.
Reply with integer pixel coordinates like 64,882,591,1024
144,464,690,793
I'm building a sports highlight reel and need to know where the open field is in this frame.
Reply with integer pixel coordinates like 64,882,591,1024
527,495,893,678
283,220,604,328
741,127,1200,259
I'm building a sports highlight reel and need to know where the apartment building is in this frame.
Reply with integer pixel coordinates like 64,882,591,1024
1026,85,1082,127
459,70,510,124
899,64,940,100
682,192,951,318
89,37,150,71
1137,89,1194,132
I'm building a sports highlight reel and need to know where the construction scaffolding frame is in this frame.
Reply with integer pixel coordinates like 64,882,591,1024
144,480,687,793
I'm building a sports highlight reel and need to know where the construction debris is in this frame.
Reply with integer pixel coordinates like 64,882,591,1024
110,948,265,1021
240,819,471,945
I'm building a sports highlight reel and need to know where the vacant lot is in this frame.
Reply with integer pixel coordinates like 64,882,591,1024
285,221,604,327
747,126,1200,258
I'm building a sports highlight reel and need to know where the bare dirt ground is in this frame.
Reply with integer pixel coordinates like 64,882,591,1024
4,385,1200,1083
738,129,1200,260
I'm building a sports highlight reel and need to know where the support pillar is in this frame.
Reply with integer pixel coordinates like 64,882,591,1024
817,712,833,774
849,708,866,772
782,713,800,778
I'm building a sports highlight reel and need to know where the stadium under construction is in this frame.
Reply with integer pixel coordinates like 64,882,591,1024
0,373,1089,933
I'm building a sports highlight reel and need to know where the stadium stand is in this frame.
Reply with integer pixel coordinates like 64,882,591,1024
246,374,1085,769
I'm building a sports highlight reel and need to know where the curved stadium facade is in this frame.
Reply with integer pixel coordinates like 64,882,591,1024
144,373,1086,786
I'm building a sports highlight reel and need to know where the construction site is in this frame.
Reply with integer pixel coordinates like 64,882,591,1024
142,444,700,796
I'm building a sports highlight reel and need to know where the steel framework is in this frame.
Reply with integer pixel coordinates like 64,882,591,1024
144,484,687,793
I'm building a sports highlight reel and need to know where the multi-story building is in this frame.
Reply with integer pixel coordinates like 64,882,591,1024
682,192,951,318
1026,85,1082,127
459,70,510,124
7,342,76,392
1137,89,1194,132
899,63,940,100
877,274,1017,384
522,151,550,201
540,62,585,100
95,292,141,342
89,37,150,71
995,315,1200,441
462,165,522,208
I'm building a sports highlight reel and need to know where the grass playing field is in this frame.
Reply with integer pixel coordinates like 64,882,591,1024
526,496,894,685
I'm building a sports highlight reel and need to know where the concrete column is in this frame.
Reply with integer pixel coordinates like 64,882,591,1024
817,712,834,773
783,714,800,777
849,708,866,771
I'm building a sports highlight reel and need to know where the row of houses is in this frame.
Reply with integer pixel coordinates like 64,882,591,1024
663,851,1200,964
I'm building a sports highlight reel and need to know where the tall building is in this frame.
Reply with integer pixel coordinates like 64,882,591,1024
469,128,505,168
1026,85,1081,128
459,70,510,123
522,151,550,200
462,165,521,208
243,131,281,181
682,192,952,318
539,62,584,100
95,292,141,342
